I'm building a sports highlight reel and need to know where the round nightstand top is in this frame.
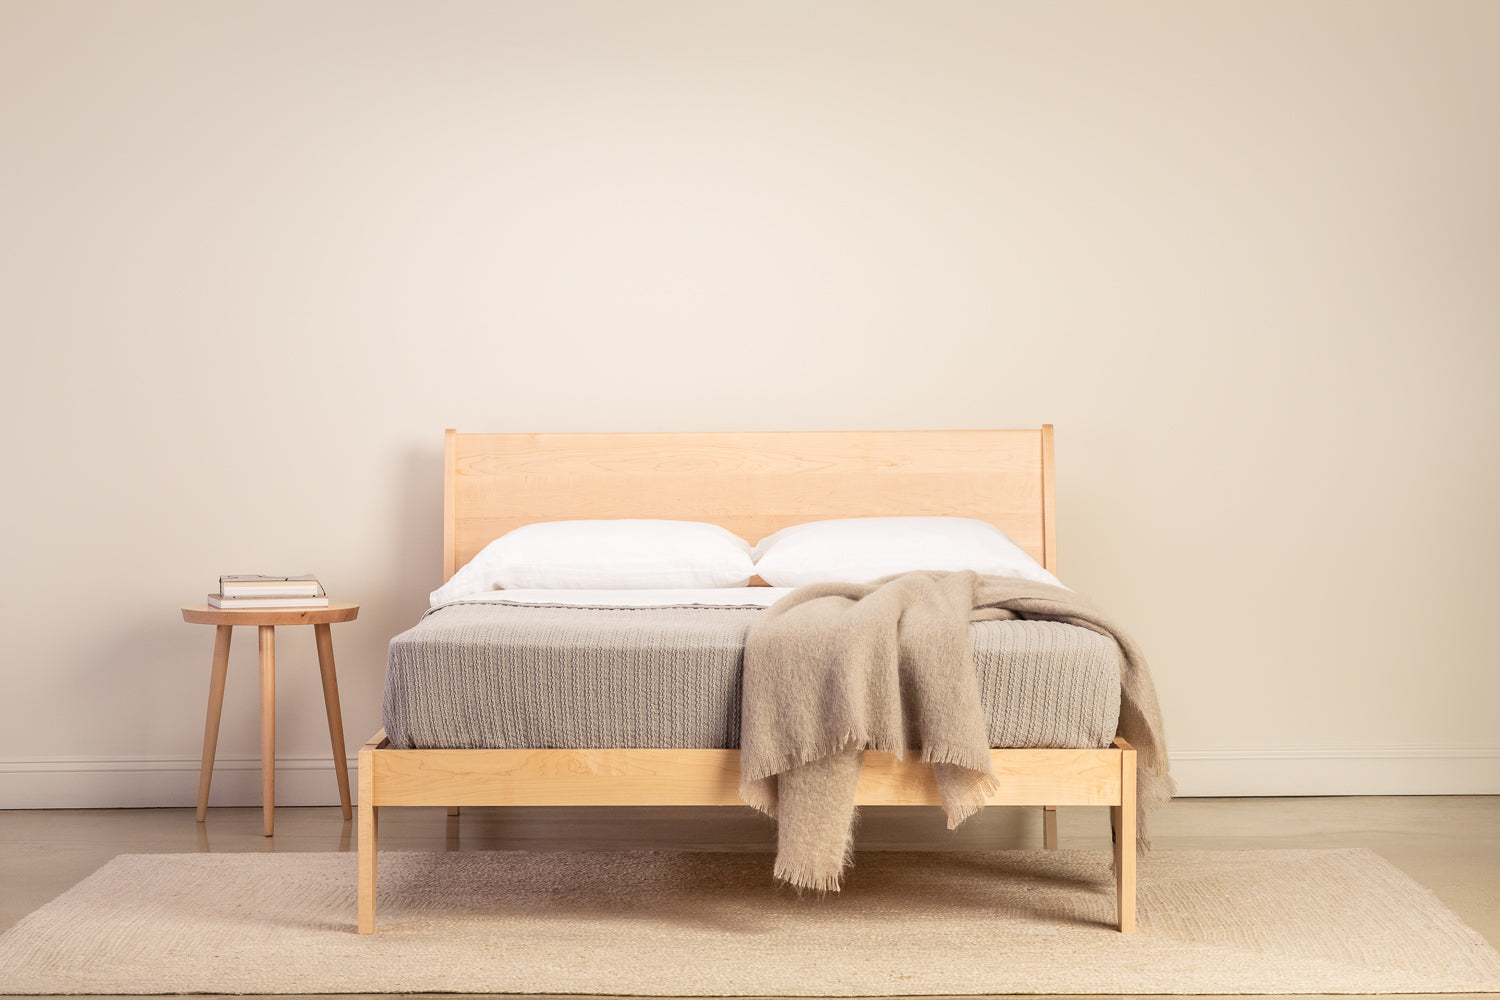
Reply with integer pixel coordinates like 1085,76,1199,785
181,602,360,626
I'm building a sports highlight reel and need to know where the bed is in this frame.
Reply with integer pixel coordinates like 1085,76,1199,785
357,427,1144,933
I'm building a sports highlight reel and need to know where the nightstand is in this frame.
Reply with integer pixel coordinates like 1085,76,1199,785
181,602,359,836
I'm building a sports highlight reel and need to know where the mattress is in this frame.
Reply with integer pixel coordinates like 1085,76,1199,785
382,597,1122,751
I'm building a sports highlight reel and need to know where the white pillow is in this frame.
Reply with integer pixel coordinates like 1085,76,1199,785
431,519,755,604
751,516,1063,588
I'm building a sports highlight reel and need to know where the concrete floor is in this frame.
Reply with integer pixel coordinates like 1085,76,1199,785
1,796,1497,999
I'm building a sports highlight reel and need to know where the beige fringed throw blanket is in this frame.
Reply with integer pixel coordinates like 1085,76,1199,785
738,570,1174,891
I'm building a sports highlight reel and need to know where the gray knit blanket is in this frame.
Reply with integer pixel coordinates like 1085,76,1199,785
382,601,1121,752
738,571,1174,891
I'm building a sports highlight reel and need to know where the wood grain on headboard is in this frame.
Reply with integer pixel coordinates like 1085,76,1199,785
443,427,1057,581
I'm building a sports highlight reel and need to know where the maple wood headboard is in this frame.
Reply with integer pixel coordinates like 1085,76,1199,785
442,427,1056,582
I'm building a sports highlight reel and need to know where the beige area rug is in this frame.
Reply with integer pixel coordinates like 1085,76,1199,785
1,848,1498,995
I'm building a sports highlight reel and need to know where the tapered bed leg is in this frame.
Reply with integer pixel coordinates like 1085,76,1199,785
1042,806,1058,849
358,744,378,934
1111,741,1137,933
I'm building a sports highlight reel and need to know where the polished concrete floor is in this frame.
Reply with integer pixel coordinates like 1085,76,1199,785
1,796,1497,999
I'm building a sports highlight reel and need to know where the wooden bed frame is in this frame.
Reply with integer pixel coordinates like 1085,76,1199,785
357,427,1137,933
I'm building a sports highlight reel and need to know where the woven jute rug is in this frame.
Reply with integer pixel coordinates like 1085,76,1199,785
1,848,1497,995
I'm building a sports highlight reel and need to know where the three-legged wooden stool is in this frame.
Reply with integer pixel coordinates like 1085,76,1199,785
181,602,359,835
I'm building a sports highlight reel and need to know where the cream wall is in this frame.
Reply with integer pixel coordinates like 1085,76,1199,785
2,1,1497,807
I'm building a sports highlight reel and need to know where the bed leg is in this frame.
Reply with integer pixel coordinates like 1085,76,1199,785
357,746,378,934
447,805,460,817
1111,744,1137,933
1042,806,1058,849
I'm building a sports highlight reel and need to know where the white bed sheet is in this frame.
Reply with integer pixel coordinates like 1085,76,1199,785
440,587,792,609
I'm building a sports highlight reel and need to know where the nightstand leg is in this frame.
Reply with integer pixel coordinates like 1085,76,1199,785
196,625,233,822
313,623,353,821
259,625,276,837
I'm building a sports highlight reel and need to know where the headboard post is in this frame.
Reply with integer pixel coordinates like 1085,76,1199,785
1041,423,1057,575
443,428,458,581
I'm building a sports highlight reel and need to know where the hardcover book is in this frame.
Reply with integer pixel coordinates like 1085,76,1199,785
219,574,324,599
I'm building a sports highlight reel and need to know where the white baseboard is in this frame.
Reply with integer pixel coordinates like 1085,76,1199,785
1168,745,1500,797
2,745,1497,809
0,754,358,810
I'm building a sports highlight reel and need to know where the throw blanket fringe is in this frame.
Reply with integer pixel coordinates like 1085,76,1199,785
739,571,1174,891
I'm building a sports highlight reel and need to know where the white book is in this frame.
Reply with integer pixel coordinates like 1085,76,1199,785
208,593,331,609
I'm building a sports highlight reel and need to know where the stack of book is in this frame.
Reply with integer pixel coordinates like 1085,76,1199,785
208,574,329,609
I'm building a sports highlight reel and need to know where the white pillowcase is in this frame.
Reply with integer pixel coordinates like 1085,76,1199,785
751,516,1064,588
431,519,756,605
